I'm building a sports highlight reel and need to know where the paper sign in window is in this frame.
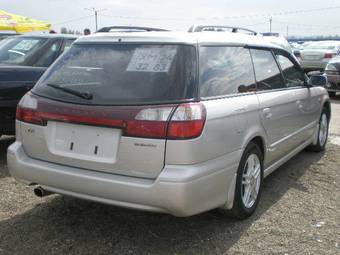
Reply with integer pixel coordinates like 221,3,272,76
13,40,40,51
126,48,177,73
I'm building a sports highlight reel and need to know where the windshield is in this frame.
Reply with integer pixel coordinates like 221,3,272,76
33,43,197,105
304,41,340,50
0,37,47,65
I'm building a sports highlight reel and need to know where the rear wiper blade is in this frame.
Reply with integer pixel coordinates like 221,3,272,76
46,83,93,100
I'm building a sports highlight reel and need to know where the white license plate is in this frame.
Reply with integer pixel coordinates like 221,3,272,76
49,121,121,161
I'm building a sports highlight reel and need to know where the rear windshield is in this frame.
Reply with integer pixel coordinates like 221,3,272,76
33,43,197,105
304,42,340,50
0,37,47,65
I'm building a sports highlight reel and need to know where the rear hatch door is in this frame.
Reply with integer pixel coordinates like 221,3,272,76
20,42,197,179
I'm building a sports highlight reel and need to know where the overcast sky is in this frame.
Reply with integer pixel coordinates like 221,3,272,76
2,0,340,36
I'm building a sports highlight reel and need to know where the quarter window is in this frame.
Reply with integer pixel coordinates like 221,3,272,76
275,53,305,87
34,40,62,67
199,46,256,97
250,49,285,90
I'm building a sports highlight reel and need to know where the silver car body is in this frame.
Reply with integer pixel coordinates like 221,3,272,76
300,40,340,70
7,32,330,216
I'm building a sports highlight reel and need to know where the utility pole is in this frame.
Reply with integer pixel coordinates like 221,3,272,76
85,7,106,31
269,17,273,33
286,25,289,39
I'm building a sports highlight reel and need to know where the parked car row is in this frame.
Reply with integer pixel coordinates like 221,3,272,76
290,40,340,97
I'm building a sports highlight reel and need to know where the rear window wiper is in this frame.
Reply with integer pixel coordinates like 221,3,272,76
46,83,93,100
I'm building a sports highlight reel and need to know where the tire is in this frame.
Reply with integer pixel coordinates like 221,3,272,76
220,142,264,219
328,91,336,97
308,108,329,152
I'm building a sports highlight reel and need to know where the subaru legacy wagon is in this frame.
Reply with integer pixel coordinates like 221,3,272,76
7,31,330,219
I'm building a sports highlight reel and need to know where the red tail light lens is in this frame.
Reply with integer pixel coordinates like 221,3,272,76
16,93,206,140
167,103,206,139
324,53,333,58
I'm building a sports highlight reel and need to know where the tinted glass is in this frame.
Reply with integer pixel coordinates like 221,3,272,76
275,53,305,87
0,37,47,65
63,39,75,52
251,49,285,90
199,46,256,97
34,40,62,67
33,44,197,105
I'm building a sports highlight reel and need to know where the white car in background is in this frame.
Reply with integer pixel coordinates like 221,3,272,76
300,41,340,71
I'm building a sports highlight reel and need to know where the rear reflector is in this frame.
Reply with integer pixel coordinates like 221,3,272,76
16,93,206,140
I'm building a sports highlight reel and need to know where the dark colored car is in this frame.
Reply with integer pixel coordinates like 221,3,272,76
0,34,77,137
0,33,18,41
325,56,340,97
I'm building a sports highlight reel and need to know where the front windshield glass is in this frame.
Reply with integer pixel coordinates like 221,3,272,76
0,37,47,65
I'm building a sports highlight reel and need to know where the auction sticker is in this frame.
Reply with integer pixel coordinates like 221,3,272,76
126,47,177,73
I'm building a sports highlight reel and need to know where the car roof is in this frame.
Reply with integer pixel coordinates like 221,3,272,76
16,34,78,40
75,31,285,50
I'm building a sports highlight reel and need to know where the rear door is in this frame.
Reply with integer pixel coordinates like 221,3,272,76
251,48,300,166
21,43,197,179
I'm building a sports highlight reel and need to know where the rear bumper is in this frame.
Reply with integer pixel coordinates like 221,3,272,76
7,142,239,216
0,105,16,135
300,60,327,71
0,119,15,135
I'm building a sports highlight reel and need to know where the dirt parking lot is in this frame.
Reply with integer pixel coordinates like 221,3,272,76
0,98,339,255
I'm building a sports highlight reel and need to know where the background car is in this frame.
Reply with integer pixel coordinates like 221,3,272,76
262,35,293,54
290,42,304,59
0,33,18,41
0,34,77,137
299,40,340,71
324,55,340,97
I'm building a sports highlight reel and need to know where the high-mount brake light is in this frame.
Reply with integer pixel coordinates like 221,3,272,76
16,93,206,140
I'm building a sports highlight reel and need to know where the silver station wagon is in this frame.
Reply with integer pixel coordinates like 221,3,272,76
7,30,331,219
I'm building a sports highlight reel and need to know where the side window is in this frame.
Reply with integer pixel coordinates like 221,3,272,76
63,39,75,53
275,53,305,87
250,49,285,91
199,46,256,97
34,40,62,67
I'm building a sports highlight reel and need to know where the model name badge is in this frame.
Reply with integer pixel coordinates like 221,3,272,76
27,128,35,134
134,143,157,148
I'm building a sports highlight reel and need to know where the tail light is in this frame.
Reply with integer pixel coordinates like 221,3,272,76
16,93,206,140
324,53,333,58
167,103,206,139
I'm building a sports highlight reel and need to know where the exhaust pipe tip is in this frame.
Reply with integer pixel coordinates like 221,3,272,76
33,186,52,197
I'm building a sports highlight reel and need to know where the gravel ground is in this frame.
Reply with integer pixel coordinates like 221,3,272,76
0,98,339,255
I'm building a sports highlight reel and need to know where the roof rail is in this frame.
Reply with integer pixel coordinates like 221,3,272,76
97,26,170,33
188,25,258,36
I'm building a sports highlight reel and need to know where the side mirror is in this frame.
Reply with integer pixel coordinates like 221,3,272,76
308,75,328,87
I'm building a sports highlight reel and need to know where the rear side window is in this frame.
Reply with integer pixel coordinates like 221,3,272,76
34,40,62,67
275,53,305,87
0,37,47,65
63,39,75,52
250,49,285,91
199,46,256,97
33,44,197,105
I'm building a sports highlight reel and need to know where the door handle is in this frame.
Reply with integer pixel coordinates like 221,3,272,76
263,108,272,119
